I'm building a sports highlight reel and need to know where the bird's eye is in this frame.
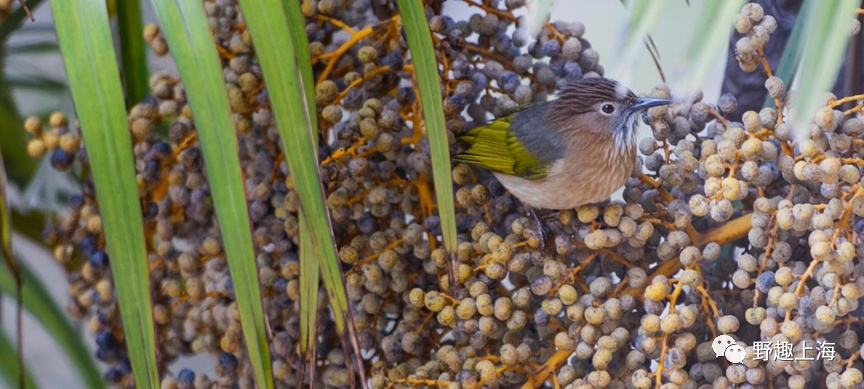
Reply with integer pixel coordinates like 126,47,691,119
601,104,615,114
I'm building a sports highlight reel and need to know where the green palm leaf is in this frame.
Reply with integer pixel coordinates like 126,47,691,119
278,0,324,371
0,329,38,389
679,0,746,91
763,0,813,108
525,0,556,38
148,0,273,387
396,0,459,279
613,0,664,80
116,0,149,106
238,0,366,382
790,0,859,139
49,0,159,387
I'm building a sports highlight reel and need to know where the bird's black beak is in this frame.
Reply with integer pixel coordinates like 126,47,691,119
631,97,672,111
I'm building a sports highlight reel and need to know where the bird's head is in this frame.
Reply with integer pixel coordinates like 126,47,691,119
548,77,671,151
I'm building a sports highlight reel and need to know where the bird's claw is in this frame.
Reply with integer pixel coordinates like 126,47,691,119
525,205,548,250
534,217,546,251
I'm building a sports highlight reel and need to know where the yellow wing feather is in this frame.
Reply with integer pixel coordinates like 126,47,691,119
455,113,549,180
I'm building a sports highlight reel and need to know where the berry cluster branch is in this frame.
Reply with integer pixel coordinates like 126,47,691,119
461,0,517,22
654,281,685,387
314,15,401,83
620,212,753,299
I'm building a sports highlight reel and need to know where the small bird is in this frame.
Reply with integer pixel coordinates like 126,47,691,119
456,77,671,242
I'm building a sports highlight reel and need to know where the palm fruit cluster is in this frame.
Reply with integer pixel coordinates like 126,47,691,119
21,0,864,388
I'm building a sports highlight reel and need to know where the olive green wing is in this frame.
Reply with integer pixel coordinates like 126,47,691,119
455,103,563,180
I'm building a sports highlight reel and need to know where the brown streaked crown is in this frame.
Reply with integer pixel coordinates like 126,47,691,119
546,77,636,124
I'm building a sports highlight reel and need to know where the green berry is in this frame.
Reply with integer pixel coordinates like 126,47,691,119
815,305,836,324
358,46,379,64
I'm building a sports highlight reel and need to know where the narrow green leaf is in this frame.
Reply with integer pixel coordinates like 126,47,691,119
12,23,56,35
0,0,43,42
238,0,365,381
791,0,858,139
49,1,159,388
0,143,12,273
5,41,59,55
525,0,556,38
613,0,665,79
0,57,36,185
282,0,317,112
0,132,24,389
6,76,66,92
117,0,150,106
10,210,44,243
148,1,272,387
396,0,458,258
298,213,320,358
0,329,38,389
679,0,746,91
281,0,323,363
763,0,813,108
0,257,105,389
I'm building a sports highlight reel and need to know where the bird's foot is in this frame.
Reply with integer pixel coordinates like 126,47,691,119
524,205,549,250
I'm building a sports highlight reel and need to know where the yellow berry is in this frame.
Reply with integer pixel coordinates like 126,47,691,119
799,139,820,158
644,281,668,302
358,46,379,64
660,313,682,333
741,138,762,159
86,215,102,233
558,284,578,305
734,14,750,34
704,155,725,177
143,23,160,41
49,111,68,128
59,132,81,153
555,332,577,351
577,204,599,223
456,298,477,320
26,139,46,157
584,229,607,250
815,107,838,132
437,305,455,327
43,131,59,149
722,177,741,200
424,291,448,312
476,294,493,316
23,116,42,135
602,203,623,227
